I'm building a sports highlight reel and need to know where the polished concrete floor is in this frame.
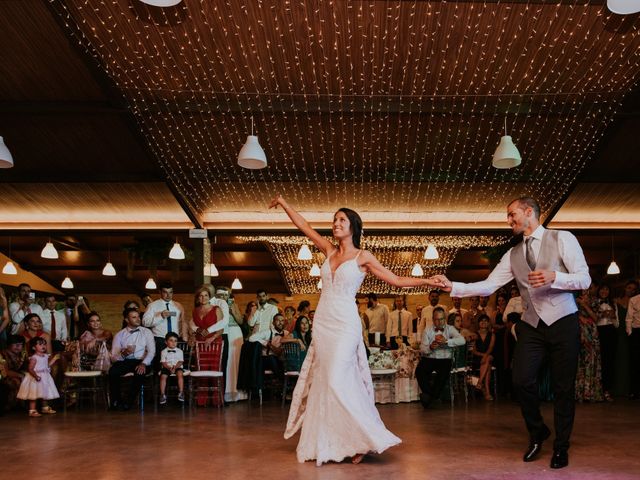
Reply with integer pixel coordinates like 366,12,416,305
2,398,639,480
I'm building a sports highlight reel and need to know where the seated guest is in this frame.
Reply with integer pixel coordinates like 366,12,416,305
0,335,27,411
415,307,465,408
473,314,496,400
108,307,155,410
283,315,312,370
447,312,475,342
142,282,185,370
249,313,289,377
387,295,411,349
41,295,68,353
120,300,141,329
79,312,113,354
158,332,185,405
21,314,51,354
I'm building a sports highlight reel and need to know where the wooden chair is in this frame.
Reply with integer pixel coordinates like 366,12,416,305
62,340,108,411
189,340,225,408
448,342,473,406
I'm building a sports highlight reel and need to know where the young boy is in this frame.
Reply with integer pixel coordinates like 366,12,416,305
159,332,184,405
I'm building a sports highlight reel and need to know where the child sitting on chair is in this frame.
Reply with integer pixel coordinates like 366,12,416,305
159,332,184,405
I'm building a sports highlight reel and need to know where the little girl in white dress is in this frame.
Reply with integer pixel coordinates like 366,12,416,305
17,337,60,417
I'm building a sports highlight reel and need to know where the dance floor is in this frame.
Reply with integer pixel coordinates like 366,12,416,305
3,398,639,480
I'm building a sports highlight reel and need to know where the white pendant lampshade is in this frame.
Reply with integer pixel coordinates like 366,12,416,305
102,262,116,276
297,244,313,260
309,263,321,277
424,244,439,260
169,241,185,260
238,135,268,169
2,261,18,275
492,135,522,169
608,0,640,14
139,0,182,6
41,241,59,259
61,276,74,289
411,263,424,277
204,263,219,277
231,277,243,290
317,279,323,290
145,277,157,290
0,136,14,168
607,261,620,275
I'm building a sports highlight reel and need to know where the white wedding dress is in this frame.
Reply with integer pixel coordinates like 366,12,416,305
284,250,401,465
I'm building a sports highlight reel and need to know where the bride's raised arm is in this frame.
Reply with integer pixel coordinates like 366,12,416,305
269,195,334,256
359,250,443,289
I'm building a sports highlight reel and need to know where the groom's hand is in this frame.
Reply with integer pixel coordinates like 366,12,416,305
430,275,452,292
528,270,556,288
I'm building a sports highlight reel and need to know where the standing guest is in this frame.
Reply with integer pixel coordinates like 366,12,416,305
17,337,60,417
473,314,496,401
9,284,44,335
140,294,153,309
411,304,424,343
433,196,591,469
65,294,91,338
463,296,483,333
480,296,495,319
504,285,523,318
41,295,68,353
308,310,316,326
296,301,311,327
158,332,185,405
242,301,258,339
284,306,297,333
415,307,465,408
575,290,604,402
79,312,113,354
215,286,247,403
21,314,51,354
386,296,411,349
625,292,640,400
492,293,510,395
356,299,370,347
142,282,185,369
249,313,289,377
449,297,468,318
418,290,447,338
592,284,618,402
0,287,10,349
247,289,279,335
108,307,155,411
189,286,224,345
0,335,27,411
366,293,389,346
208,286,231,396
615,280,638,397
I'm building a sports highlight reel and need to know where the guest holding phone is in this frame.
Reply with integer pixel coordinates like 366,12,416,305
9,284,44,335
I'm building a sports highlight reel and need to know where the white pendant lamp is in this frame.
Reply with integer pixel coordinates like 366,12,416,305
2,261,17,275
204,263,219,277
607,235,620,275
492,118,522,169
41,240,59,259
237,117,267,169
411,263,424,277
608,0,640,14
139,0,182,6
424,244,439,260
309,263,321,277
145,277,157,290
102,262,116,276
169,239,185,260
61,276,74,289
231,276,243,290
0,136,13,168
297,244,313,261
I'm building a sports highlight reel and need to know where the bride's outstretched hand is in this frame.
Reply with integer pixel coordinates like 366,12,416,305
269,194,284,209
427,274,452,292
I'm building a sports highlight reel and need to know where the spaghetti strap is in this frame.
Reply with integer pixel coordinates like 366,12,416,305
355,249,363,260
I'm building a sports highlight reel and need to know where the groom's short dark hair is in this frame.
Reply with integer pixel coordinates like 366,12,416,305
510,196,540,219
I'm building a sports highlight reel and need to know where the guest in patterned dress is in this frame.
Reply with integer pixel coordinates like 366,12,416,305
575,290,604,402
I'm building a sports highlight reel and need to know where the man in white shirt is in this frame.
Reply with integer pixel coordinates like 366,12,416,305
418,291,447,339
627,293,640,400
9,283,44,334
142,282,185,370
463,296,482,332
449,297,469,318
415,307,465,408
109,307,155,410
247,289,279,335
386,296,412,349
249,312,288,377
41,294,68,352
366,293,389,346
433,197,591,469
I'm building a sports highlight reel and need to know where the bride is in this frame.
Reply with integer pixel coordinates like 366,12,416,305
269,195,440,465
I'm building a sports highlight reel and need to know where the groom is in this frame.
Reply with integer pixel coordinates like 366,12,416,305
432,197,590,469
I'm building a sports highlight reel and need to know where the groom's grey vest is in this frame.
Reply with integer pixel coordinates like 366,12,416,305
510,229,578,328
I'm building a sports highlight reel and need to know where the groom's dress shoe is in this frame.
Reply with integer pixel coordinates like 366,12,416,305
523,426,551,462
550,449,569,469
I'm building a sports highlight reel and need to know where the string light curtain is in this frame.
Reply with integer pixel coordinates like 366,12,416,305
48,1,640,225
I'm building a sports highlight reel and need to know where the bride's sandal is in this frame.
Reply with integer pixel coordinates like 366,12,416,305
352,454,366,464
28,410,41,417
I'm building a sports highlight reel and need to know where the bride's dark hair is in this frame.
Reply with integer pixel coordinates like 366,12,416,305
337,207,363,249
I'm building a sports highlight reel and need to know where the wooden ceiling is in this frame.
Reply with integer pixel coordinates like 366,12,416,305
0,0,639,294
